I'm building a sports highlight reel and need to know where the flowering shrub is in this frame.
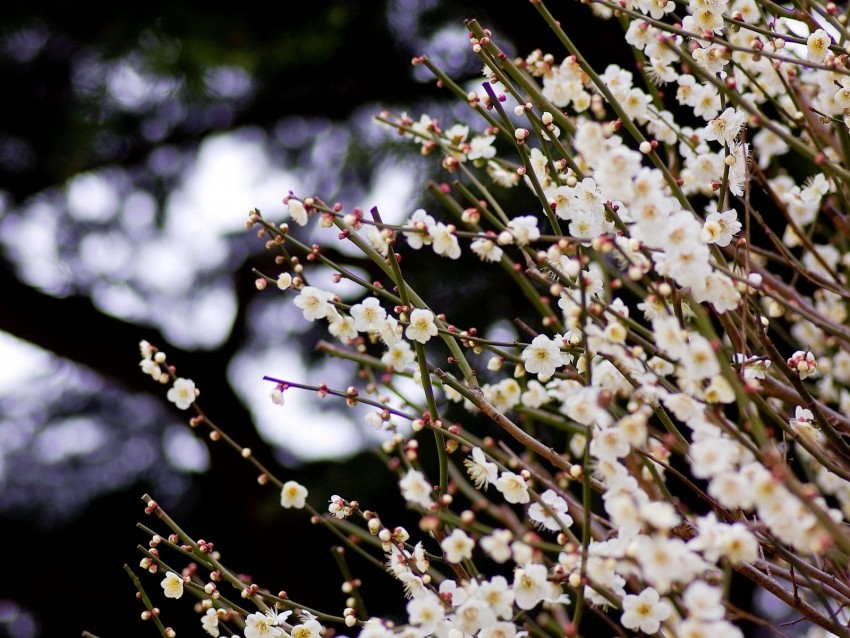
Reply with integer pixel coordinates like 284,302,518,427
121,0,850,636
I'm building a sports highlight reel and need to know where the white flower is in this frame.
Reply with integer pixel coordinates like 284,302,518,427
454,598,497,635
403,209,436,249
807,28,831,63
513,562,550,610
245,611,284,638
477,575,516,619
167,378,197,410
507,215,541,246
276,272,292,290
400,469,433,509
406,592,445,634
468,135,497,161
701,209,741,247
528,489,573,532
350,297,388,332
294,286,335,322
703,107,746,147
521,334,564,379
431,222,461,259
280,480,308,509
464,447,498,489
160,571,184,599
471,236,504,262
287,199,309,226
405,308,438,343
682,581,725,621
381,340,415,369
201,608,220,637
290,618,323,638
441,528,475,563
495,471,530,504
480,529,514,563
620,587,672,634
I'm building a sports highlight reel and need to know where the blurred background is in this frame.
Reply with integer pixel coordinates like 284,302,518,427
0,2,561,635
2,2,781,637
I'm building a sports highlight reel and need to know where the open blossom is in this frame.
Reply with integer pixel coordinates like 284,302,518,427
406,592,445,634
400,469,433,509
506,215,541,246
465,447,498,489
405,308,438,343
431,222,461,259
470,236,504,262
280,480,308,509
245,611,284,638
528,489,573,531
350,297,387,332
403,209,436,249
287,198,308,226
468,134,496,161
701,209,741,247
703,107,746,146
294,286,335,322
161,571,184,599
495,471,530,504
441,528,475,563
290,617,323,638
807,28,831,63
620,587,672,634
201,608,220,636
167,378,196,410
521,334,565,379
480,530,514,563
513,562,551,610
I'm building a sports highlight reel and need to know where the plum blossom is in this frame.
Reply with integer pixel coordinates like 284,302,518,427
464,447,498,489
620,587,672,634
521,334,565,379
405,308,439,343
161,571,184,599
167,378,197,410
280,480,308,509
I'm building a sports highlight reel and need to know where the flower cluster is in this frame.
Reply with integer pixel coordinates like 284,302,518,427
127,1,850,637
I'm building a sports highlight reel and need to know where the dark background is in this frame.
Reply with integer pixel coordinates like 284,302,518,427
0,2,629,636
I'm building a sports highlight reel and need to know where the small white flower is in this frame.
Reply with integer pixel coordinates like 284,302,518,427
167,378,197,410
513,562,550,610
620,587,672,634
495,471,530,504
441,528,475,563
400,469,433,509
245,610,284,638
350,297,387,332
288,199,309,226
807,28,831,63
406,592,445,634
201,608,220,637
507,215,541,246
468,135,497,161
160,571,184,599
405,308,438,343
528,489,573,532
480,529,514,563
276,273,292,290
280,480,308,509
294,286,335,322
464,447,498,489
521,334,565,379
431,222,461,259
290,618,323,638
